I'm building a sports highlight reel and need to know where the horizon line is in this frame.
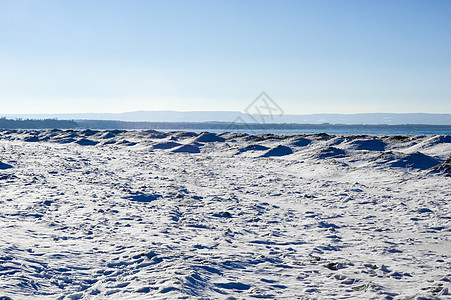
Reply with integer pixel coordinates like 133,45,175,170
1,111,451,116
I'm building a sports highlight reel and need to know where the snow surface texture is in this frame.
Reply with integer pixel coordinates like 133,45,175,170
0,129,450,300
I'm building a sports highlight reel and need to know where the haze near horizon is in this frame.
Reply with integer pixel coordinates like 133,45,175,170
1,0,450,114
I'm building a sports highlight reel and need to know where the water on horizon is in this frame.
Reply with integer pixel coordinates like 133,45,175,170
155,128,451,136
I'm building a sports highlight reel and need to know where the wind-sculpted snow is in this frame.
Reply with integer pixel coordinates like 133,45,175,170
171,144,201,153
0,130,450,299
344,138,386,151
152,141,182,150
0,161,13,170
290,137,312,147
194,132,226,143
261,145,293,157
236,144,269,155
430,156,451,175
374,151,441,170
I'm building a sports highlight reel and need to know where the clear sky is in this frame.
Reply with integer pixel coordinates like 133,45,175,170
1,0,450,114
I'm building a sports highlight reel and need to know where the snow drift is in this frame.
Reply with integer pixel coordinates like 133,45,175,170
0,130,450,299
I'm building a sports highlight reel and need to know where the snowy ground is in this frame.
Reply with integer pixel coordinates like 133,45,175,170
0,129,450,299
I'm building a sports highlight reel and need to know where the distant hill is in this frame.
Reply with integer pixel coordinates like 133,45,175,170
1,111,450,125
0,118,78,129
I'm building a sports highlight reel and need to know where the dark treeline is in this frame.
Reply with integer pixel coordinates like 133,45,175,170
0,118,79,129
1,117,451,131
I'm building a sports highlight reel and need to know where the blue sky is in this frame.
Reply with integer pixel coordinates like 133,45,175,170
1,0,450,114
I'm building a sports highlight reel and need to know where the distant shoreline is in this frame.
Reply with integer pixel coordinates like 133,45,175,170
2,111,451,125
1,118,451,135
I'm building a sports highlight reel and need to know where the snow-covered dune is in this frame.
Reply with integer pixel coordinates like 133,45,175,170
0,130,449,299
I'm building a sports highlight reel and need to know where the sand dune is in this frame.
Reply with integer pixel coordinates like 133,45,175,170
152,141,182,150
290,137,312,147
261,145,293,157
171,143,201,153
0,129,450,299
195,132,226,143
345,139,386,151
375,151,440,170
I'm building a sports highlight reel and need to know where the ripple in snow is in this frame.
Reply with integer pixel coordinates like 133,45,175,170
128,192,161,203
0,162,13,170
